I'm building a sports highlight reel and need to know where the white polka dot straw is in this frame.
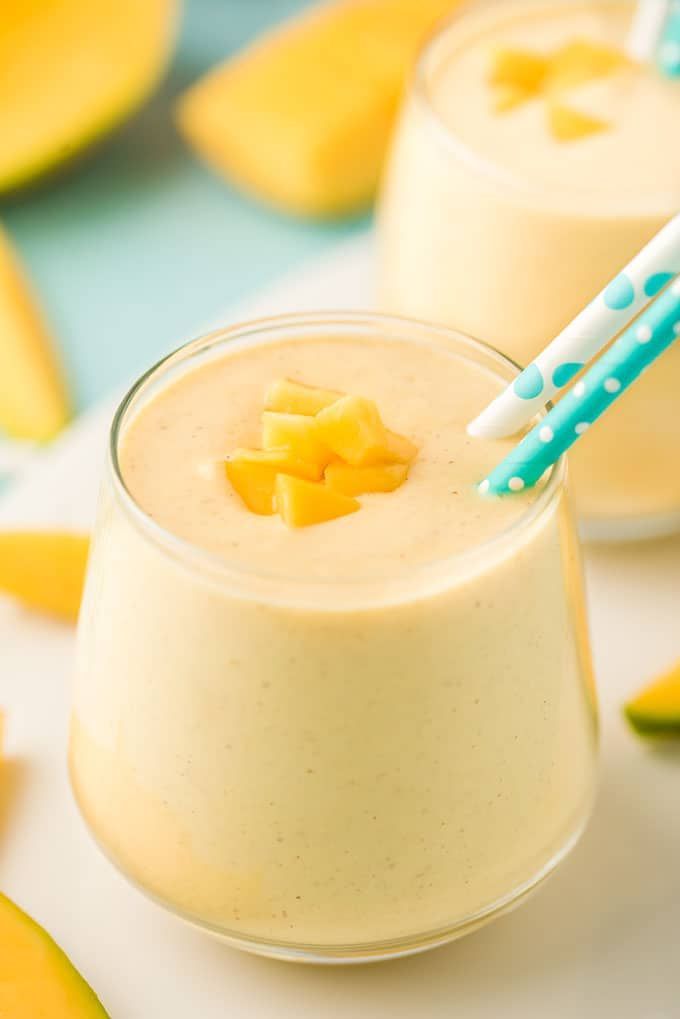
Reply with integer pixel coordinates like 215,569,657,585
481,275,680,496
468,214,680,440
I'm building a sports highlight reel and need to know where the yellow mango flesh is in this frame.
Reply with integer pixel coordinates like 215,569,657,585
264,378,343,416
492,84,535,113
261,412,332,471
0,892,109,1018
0,229,70,440
315,395,390,466
547,101,609,141
275,474,359,528
176,0,464,217
0,531,89,621
625,662,680,738
546,39,631,94
226,448,322,515
0,0,177,192
384,428,419,465
489,48,550,91
325,462,408,496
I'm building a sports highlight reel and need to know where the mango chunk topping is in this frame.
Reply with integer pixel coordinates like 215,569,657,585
325,462,408,496
489,47,550,91
490,35,628,140
546,39,632,94
262,411,333,471
225,378,419,527
275,474,359,528
264,378,343,416
548,101,609,142
625,660,680,739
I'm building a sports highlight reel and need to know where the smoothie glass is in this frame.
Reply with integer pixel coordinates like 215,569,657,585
70,312,598,963
378,0,680,540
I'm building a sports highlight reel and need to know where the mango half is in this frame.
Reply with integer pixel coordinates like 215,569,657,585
0,0,178,193
0,892,109,1018
625,661,680,738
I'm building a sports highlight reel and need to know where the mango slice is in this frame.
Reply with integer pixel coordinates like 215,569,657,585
261,412,333,471
0,229,70,441
0,892,109,1018
226,448,322,515
264,378,343,416
546,39,631,94
176,0,463,217
275,474,359,528
325,462,408,496
0,0,177,193
547,101,609,142
625,661,680,738
489,48,550,92
0,531,89,621
315,395,391,466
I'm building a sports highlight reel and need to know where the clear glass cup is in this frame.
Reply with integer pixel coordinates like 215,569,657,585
69,312,598,963
377,0,680,541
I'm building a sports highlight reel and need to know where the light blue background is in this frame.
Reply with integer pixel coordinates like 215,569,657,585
1,0,367,415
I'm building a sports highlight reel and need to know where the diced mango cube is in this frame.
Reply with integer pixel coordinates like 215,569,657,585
0,531,89,621
492,83,535,113
384,429,419,464
226,448,324,515
176,0,464,217
548,100,609,141
546,39,631,94
625,661,680,738
261,412,332,470
275,474,359,528
315,395,390,466
489,47,550,91
264,378,342,416
325,462,408,496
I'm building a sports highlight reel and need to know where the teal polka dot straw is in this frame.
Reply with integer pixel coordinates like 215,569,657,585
480,277,680,497
469,213,680,440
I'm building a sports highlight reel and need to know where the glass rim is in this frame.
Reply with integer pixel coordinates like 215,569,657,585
108,310,567,603
411,0,677,216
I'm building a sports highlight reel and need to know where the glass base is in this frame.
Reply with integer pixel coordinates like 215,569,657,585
580,508,680,544
72,774,594,965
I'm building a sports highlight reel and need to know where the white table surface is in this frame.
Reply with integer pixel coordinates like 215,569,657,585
1,234,679,1018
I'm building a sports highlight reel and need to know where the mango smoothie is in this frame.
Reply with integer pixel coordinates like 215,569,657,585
69,313,597,962
378,0,680,537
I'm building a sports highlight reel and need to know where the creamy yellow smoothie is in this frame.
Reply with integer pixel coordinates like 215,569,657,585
378,0,680,536
70,314,597,961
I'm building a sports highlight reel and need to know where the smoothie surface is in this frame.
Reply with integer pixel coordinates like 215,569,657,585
426,2,680,208
119,334,543,581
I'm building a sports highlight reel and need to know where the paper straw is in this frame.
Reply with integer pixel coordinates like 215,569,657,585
469,213,680,440
479,277,680,496
657,0,680,75
626,0,670,60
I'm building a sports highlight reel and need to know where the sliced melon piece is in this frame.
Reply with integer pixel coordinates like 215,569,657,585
489,47,550,92
0,892,109,1017
0,531,89,621
625,661,680,738
275,474,359,528
315,395,390,466
261,412,332,470
547,101,609,142
0,229,70,441
325,462,408,496
0,0,178,193
546,38,631,95
264,378,343,416
226,448,322,515
175,0,463,217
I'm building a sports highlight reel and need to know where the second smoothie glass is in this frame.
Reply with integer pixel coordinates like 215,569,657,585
378,0,680,540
